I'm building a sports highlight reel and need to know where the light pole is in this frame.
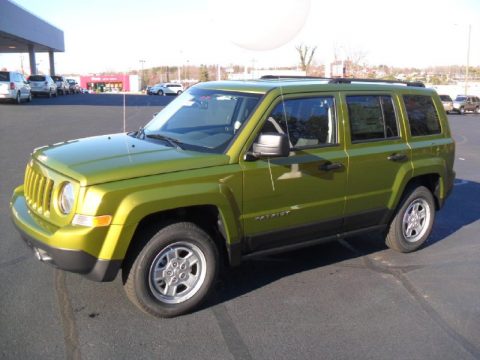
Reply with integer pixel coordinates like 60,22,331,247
465,24,471,95
139,59,146,91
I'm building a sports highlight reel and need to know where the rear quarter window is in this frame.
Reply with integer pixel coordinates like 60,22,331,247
0,72,10,81
403,95,441,136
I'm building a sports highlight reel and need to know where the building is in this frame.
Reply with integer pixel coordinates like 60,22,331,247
0,0,64,75
80,74,139,93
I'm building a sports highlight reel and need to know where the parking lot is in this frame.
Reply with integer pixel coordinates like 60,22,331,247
1,95,480,360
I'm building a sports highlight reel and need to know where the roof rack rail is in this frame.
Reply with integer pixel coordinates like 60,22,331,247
260,75,327,80
259,75,425,88
327,77,425,87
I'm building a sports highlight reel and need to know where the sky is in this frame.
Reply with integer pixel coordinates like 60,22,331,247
1,0,480,75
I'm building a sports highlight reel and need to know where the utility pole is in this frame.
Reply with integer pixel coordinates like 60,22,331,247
465,24,471,95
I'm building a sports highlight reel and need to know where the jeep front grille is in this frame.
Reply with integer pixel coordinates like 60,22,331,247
24,164,54,215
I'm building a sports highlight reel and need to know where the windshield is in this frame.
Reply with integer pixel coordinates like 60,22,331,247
143,88,262,153
455,96,467,101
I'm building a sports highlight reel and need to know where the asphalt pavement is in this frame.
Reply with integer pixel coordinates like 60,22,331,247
1,94,479,360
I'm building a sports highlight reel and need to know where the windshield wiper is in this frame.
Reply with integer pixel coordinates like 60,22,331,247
145,133,183,150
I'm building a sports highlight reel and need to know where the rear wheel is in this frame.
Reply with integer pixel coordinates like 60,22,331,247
123,222,219,318
386,186,435,253
459,107,465,115
177,90,182,95
157,90,164,96
475,106,480,114
15,91,21,104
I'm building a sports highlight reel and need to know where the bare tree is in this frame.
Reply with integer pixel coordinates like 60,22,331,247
346,48,368,77
296,44,317,75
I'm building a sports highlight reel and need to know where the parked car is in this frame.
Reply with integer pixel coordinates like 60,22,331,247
0,71,31,104
67,79,81,94
439,94,453,114
148,83,184,95
10,77,455,318
452,95,480,114
51,75,70,95
28,75,57,98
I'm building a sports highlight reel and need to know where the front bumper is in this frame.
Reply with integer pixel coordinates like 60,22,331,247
10,188,121,282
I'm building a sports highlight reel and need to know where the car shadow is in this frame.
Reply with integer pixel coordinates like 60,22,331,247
22,93,175,107
204,178,480,309
427,178,480,245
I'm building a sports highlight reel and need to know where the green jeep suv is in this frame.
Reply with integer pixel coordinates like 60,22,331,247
10,77,455,317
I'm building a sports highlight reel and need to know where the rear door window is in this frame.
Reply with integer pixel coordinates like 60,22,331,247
346,95,399,142
403,95,441,136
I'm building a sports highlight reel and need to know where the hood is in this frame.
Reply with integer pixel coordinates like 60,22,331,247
33,133,230,186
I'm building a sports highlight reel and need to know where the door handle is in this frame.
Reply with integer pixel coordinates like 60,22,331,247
319,162,344,171
387,153,408,162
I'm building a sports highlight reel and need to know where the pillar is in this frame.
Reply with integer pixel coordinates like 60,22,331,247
49,51,55,76
28,44,36,75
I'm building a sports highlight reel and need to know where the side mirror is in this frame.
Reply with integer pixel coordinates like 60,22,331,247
251,133,289,158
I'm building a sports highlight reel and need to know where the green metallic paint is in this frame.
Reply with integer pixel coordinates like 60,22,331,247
33,133,230,186
10,79,456,275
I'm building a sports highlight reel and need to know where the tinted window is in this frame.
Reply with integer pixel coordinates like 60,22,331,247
346,95,399,141
403,95,441,136
439,95,452,101
29,75,46,81
264,97,337,147
0,71,10,81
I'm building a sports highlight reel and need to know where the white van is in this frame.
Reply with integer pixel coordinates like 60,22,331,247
0,71,32,104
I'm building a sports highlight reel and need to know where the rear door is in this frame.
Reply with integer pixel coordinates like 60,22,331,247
343,92,413,232
240,93,348,253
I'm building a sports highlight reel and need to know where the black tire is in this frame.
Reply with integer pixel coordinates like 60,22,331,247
157,90,164,96
475,106,480,114
177,90,182,95
15,91,21,104
123,222,219,318
47,91,52,98
27,93,32,102
460,107,465,115
386,186,435,253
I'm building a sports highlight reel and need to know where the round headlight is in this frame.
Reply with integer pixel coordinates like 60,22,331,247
59,182,74,214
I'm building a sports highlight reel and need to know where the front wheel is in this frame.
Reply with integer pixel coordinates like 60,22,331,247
386,186,435,253
157,90,164,96
475,106,480,114
459,107,465,115
123,222,219,318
